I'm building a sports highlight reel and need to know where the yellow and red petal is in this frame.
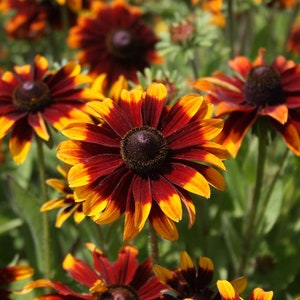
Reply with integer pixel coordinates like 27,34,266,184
67,154,123,187
88,99,132,137
61,122,120,147
33,55,49,80
143,83,167,128
197,257,214,288
152,264,173,284
63,253,99,287
161,94,203,136
40,198,68,212
0,265,34,284
259,104,288,125
180,251,195,271
0,112,27,139
217,280,240,300
164,162,210,198
228,56,252,78
46,178,69,194
249,288,274,300
28,112,50,141
151,176,182,222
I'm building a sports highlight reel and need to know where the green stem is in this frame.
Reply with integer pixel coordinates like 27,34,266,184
253,147,289,236
238,126,267,276
149,225,159,263
36,136,51,279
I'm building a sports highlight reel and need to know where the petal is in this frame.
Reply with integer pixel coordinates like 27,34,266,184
88,99,132,137
152,265,173,284
28,112,50,141
40,198,68,211
217,280,240,300
161,94,203,136
143,82,167,127
180,252,197,286
0,112,27,139
68,154,124,187
33,55,49,80
259,105,288,124
120,88,144,127
9,121,33,165
0,266,34,283
61,122,120,147
164,162,210,198
228,56,252,78
249,288,274,300
197,257,214,288
231,277,247,295
151,176,182,222
63,253,99,287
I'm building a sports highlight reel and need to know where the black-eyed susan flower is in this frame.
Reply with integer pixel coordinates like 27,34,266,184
0,55,96,164
193,48,300,158
41,165,86,227
217,280,273,300
0,0,70,40
0,265,34,300
56,82,229,241
17,244,166,299
67,0,162,85
153,251,247,300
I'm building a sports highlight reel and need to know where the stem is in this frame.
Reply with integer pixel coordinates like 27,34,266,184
238,126,267,276
149,225,159,263
36,136,51,279
253,147,289,236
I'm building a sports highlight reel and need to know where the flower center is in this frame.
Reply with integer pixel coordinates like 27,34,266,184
243,65,285,107
13,80,51,112
107,29,138,60
120,126,169,175
97,284,140,300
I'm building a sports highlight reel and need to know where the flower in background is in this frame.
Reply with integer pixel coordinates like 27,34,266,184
56,0,91,12
41,165,86,227
0,265,34,300
67,0,162,85
0,55,96,164
154,251,247,300
193,48,300,158
192,0,225,27
287,18,300,56
17,244,166,299
217,280,273,300
0,0,74,40
57,82,229,241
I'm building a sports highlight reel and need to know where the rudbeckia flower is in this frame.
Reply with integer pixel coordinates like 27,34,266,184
17,244,166,300
153,251,247,300
56,82,229,241
41,165,86,227
0,265,34,300
0,55,96,164
217,280,273,300
0,0,71,40
193,48,300,158
67,0,162,85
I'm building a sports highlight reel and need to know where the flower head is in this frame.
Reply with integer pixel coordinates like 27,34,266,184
0,265,34,300
17,244,166,300
0,0,71,40
67,0,162,85
193,48,300,157
0,55,96,164
41,165,86,227
154,252,247,300
57,82,229,241
217,280,273,300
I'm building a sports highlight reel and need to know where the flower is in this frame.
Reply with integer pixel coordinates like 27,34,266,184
217,280,273,300
153,251,247,300
193,48,300,158
56,82,229,241
0,55,96,164
41,165,86,227
0,0,71,40
67,0,162,85
17,244,166,299
0,265,34,300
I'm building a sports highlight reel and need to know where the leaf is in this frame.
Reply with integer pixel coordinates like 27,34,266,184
7,175,63,279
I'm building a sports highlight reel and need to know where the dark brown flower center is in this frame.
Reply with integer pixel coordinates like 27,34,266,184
13,80,51,112
243,65,285,107
107,29,138,60
120,126,169,175
97,284,140,300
